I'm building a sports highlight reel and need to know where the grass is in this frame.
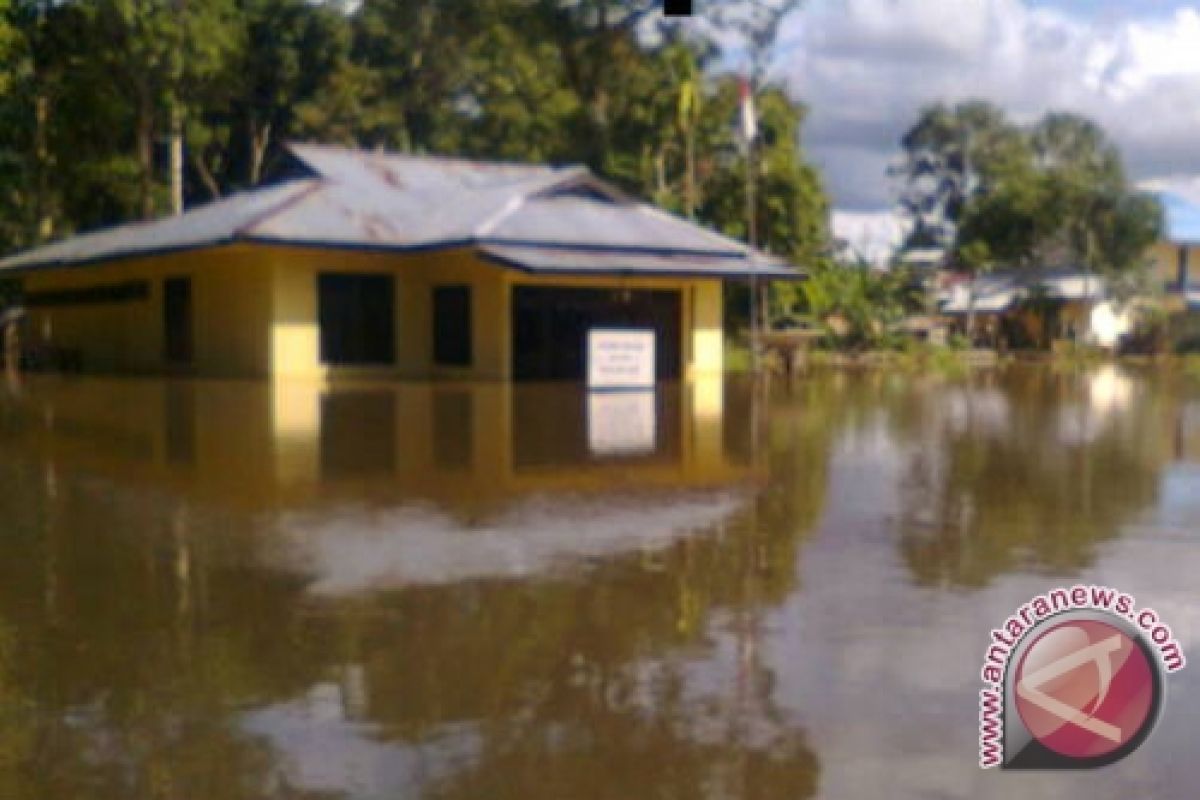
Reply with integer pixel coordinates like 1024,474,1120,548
1180,354,1200,380
724,337,975,377
1050,340,1107,368
724,341,752,373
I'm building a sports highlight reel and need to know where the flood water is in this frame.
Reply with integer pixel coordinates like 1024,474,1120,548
1,366,1199,798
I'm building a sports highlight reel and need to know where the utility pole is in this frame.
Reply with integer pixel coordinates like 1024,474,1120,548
746,133,759,373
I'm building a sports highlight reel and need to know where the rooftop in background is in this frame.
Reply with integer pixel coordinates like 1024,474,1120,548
894,247,946,269
0,143,796,280
940,268,1107,315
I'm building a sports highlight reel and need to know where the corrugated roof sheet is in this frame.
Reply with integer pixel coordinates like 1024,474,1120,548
479,244,797,279
0,180,318,271
940,269,1107,314
0,143,796,279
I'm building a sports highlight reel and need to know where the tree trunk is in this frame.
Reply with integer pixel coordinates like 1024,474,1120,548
168,105,184,216
966,272,976,347
684,128,696,219
248,116,271,187
33,92,53,243
190,151,222,201
137,90,156,220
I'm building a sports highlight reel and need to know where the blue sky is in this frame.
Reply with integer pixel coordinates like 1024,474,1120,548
1030,0,1192,20
751,0,1200,258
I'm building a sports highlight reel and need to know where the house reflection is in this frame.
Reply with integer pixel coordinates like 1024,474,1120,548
0,375,753,515
0,374,816,800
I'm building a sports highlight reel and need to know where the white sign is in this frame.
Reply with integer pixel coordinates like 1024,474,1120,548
587,329,655,389
587,390,657,456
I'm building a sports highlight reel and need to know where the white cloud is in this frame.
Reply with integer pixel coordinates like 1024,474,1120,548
776,0,1200,236
831,209,908,264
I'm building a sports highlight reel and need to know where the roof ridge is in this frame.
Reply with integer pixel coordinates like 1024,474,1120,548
286,141,581,175
233,179,326,239
472,167,596,237
634,203,754,255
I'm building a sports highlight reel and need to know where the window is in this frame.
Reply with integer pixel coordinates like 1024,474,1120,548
29,280,149,308
318,273,395,365
163,277,192,364
433,285,472,366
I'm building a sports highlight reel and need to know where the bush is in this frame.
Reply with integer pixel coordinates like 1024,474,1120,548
947,333,971,351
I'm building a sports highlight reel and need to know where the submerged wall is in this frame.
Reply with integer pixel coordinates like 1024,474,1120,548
11,243,726,381
20,245,272,377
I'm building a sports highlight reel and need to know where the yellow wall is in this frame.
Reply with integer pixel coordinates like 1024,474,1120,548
690,280,724,376
268,246,511,380
20,246,272,377
12,243,728,380
266,244,726,381
1147,241,1195,311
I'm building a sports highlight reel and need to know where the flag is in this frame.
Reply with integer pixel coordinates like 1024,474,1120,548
738,78,758,149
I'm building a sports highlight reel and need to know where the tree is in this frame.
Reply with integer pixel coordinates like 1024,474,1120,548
0,0,831,325
83,0,239,217
891,100,1028,252
186,0,352,198
953,110,1162,278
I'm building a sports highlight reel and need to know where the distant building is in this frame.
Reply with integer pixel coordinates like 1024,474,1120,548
1147,192,1200,312
0,144,797,381
893,247,946,272
939,269,1130,347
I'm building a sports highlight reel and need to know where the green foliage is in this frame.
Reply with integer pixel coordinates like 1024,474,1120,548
795,262,920,350
0,0,830,285
1182,354,1200,379
891,100,1027,249
896,102,1163,280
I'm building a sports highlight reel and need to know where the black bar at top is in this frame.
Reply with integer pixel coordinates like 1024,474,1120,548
664,0,693,16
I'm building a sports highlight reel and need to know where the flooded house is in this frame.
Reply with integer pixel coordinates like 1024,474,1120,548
0,144,795,381
939,269,1128,348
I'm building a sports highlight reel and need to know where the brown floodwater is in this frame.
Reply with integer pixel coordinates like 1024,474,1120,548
0,365,1198,798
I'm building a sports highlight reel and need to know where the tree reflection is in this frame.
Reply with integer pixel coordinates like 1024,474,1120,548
0,376,836,799
0,454,338,799
896,366,1170,587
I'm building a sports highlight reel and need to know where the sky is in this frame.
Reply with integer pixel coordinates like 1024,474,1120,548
752,0,1200,260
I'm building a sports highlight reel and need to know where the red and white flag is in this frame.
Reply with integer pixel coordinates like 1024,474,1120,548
738,78,758,148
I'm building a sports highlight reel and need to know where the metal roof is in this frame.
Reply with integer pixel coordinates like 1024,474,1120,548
479,244,797,279
940,269,1107,314
0,143,798,279
0,180,318,271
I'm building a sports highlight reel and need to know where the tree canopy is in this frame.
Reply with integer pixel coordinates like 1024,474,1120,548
0,0,829,278
893,101,1162,278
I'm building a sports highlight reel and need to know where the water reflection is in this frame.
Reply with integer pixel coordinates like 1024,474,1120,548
0,378,750,512
895,366,1170,587
1,367,1198,798
0,375,822,799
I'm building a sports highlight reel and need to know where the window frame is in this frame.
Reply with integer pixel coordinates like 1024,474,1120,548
432,284,473,367
316,272,397,367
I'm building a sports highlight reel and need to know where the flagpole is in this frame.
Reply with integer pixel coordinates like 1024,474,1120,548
747,136,759,373
741,77,760,374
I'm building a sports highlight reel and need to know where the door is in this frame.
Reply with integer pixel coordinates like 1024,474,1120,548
512,286,681,381
163,276,193,364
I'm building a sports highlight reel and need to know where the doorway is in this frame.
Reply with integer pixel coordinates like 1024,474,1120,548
163,276,193,364
512,286,681,381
